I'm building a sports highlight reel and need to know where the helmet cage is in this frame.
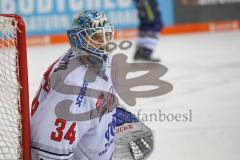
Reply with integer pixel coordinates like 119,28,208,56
68,26,114,58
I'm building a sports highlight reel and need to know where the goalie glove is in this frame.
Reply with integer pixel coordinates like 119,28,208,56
111,107,154,160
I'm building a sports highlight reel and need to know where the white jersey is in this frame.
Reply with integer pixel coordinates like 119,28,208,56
31,49,116,160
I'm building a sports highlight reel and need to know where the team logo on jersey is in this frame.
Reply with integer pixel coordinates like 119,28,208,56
75,81,88,107
96,92,107,122
96,92,105,111
96,86,114,121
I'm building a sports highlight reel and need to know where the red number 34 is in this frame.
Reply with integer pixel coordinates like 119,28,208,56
51,118,76,144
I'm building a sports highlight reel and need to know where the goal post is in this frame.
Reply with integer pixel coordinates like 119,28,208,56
0,14,31,160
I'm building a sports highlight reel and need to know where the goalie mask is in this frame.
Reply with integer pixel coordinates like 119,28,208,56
67,10,114,75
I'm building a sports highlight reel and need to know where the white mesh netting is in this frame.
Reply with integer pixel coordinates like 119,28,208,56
0,16,22,160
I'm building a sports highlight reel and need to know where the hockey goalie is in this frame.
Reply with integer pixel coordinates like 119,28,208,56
31,10,153,160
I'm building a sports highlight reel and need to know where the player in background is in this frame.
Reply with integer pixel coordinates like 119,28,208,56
133,0,163,62
31,10,153,160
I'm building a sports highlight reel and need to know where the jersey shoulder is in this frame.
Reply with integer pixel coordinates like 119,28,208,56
49,49,87,89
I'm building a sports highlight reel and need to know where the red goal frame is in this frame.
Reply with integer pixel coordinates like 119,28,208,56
0,14,31,160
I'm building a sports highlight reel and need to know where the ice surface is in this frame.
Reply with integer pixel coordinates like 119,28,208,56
28,31,240,160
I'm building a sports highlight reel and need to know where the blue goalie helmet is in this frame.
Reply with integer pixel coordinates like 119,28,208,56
67,10,114,60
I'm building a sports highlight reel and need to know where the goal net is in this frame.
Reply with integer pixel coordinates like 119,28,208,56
0,15,30,160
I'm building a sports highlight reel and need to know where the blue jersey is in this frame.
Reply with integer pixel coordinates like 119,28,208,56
134,0,163,34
